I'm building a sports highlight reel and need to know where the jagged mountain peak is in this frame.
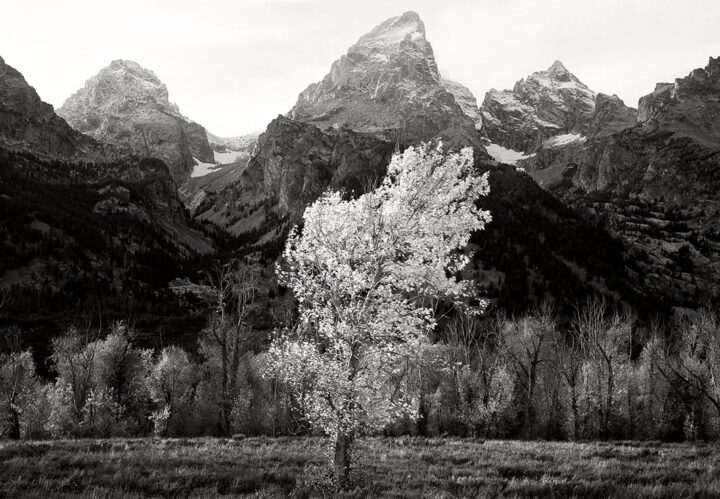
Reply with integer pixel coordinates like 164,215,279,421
58,60,214,182
108,59,161,80
287,12,479,147
521,60,593,93
706,56,720,78
481,61,597,153
64,59,179,116
351,11,426,53
547,60,570,78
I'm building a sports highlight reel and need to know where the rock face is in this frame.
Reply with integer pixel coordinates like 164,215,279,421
0,56,102,159
0,56,213,317
193,115,395,236
441,78,483,129
480,61,597,153
587,93,638,137
57,60,214,183
520,92,637,185
525,57,720,307
287,11,480,148
637,57,720,147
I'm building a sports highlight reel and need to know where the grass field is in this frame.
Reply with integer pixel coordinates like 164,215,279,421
0,437,718,498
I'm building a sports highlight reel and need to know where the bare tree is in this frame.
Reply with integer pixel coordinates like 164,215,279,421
201,260,259,436
502,301,557,438
450,312,514,436
574,297,634,438
553,329,586,440
654,309,720,438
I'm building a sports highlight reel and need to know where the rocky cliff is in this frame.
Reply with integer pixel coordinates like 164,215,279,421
193,116,395,238
441,78,483,130
0,56,103,160
57,60,215,183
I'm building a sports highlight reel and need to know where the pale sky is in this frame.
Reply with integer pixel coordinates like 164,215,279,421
2,0,719,137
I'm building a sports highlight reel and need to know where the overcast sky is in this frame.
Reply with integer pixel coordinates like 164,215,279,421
2,0,719,136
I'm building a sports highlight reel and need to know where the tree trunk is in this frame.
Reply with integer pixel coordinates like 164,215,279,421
571,384,580,440
416,395,429,436
9,404,20,440
603,362,614,439
525,363,537,439
334,431,353,487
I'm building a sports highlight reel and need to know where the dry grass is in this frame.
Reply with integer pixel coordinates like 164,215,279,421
0,437,718,497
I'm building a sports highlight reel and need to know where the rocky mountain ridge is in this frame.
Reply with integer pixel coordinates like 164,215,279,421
480,61,599,153
0,56,104,160
520,57,720,307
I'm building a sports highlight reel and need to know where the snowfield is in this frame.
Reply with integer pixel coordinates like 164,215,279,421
190,157,220,178
543,133,587,148
485,143,535,165
213,149,248,165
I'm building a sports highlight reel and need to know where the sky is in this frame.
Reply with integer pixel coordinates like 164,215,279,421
1,0,719,137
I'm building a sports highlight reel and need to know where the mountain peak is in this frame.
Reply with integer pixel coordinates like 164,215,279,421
107,59,161,82
705,56,720,79
480,61,597,152
57,59,175,119
548,60,567,72
351,11,427,54
288,12,477,145
545,60,573,81
58,60,214,181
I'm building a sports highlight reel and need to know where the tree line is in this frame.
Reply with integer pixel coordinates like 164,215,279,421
2,297,720,443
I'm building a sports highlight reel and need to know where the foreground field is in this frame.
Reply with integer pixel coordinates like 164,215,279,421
0,437,718,498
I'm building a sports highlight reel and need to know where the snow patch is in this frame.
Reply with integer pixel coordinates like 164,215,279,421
191,157,220,178
213,149,248,165
543,133,586,148
485,143,535,166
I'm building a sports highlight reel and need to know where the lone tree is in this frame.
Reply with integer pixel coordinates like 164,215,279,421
265,143,490,486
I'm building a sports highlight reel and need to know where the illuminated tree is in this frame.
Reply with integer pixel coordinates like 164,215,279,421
265,143,490,485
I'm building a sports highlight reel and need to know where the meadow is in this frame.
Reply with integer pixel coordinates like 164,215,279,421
0,437,718,498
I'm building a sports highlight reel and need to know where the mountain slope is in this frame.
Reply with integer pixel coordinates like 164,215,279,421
524,57,720,307
0,56,104,160
0,56,213,319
